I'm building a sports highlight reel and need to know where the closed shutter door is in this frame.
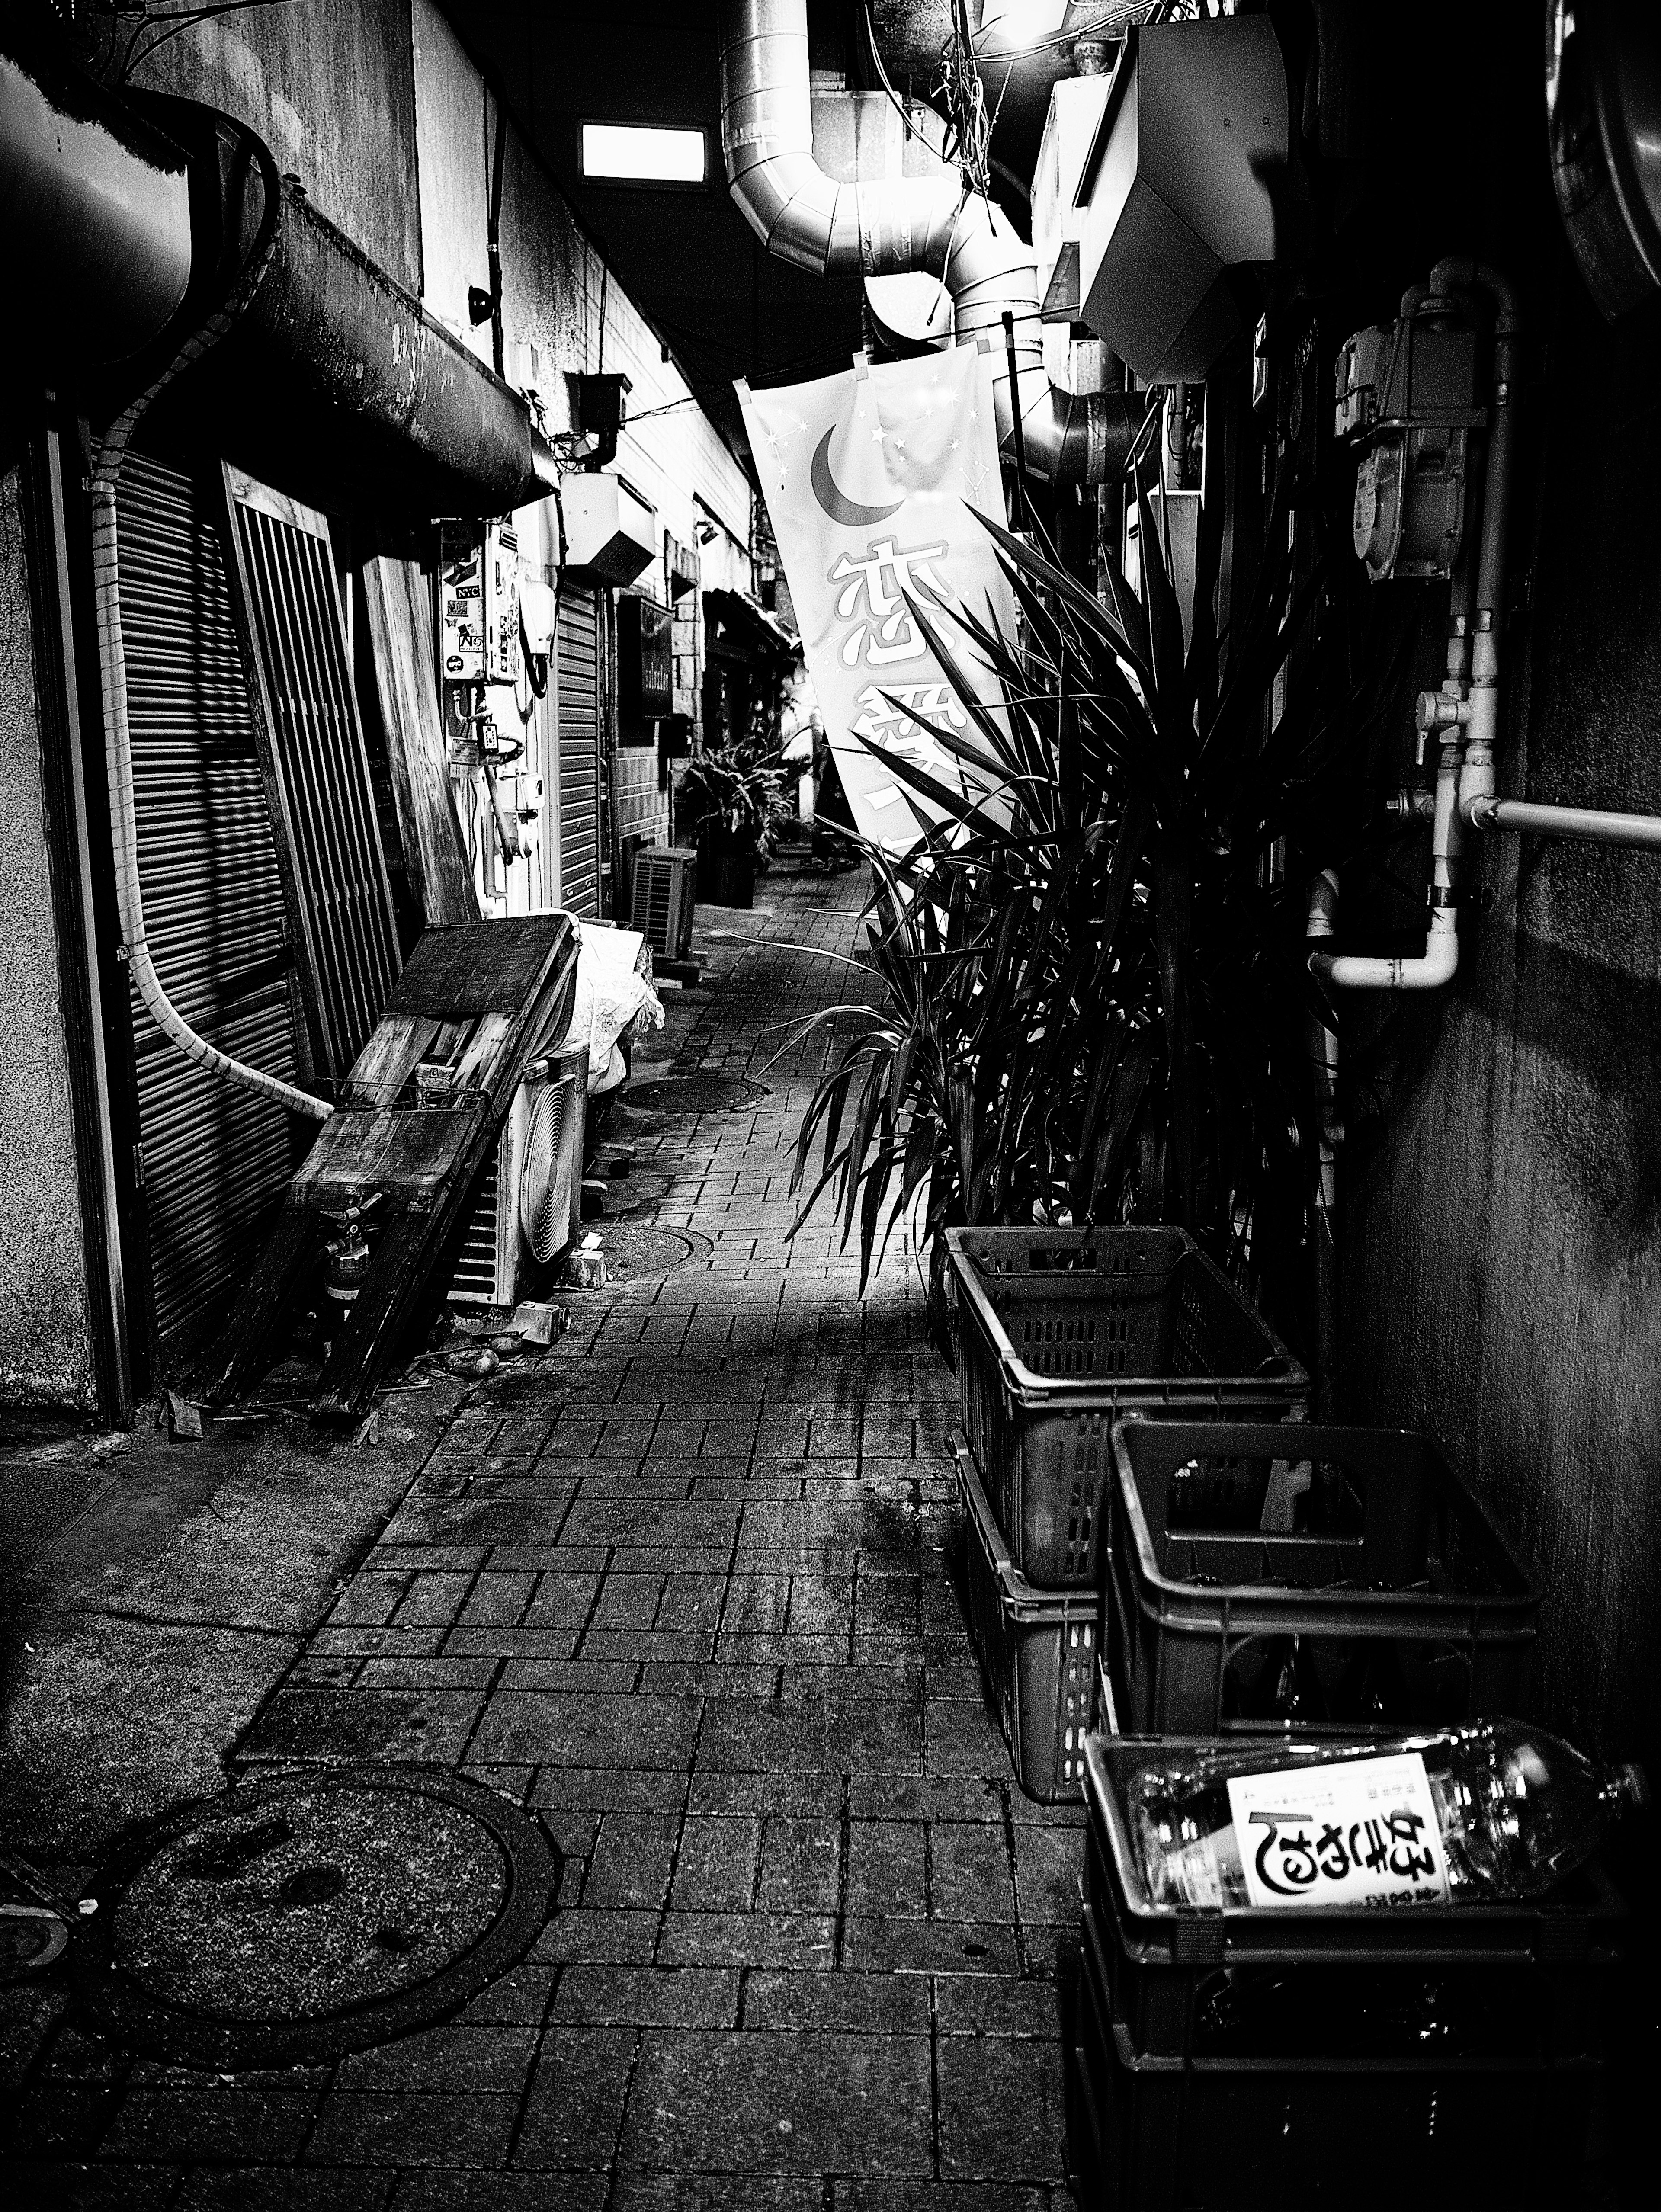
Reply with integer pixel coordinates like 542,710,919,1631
118,454,301,1356
220,465,401,1076
557,584,601,918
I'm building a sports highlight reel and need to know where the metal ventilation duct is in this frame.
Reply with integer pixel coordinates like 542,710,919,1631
718,0,1137,485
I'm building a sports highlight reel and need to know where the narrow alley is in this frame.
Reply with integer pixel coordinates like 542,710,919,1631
7,860,1081,2209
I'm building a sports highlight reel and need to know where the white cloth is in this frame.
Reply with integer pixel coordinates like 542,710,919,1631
562,920,664,1095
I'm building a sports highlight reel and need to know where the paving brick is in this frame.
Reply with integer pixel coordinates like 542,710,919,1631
756,1815,841,1914
935,2035,1069,2182
532,1908,661,1965
840,1918,1019,1978
391,1572,476,1628
934,1976,1063,2040
101,2086,319,2162
552,1965,740,2029
617,2030,932,2177
513,2025,638,2171
655,1912,836,1970
393,2176,607,2212
11,2166,179,2212
457,1571,537,1626
584,1812,681,1909
670,1814,760,1910
470,1691,700,1769
306,2090,517,2170
611,2177,821,2212
334,2020,539,2092
930,1823,1015,1923
530,1769,689,1814
846,1821,927,1919
744,1969,930,2035
237,1688,483,1766
1012,1824,1083,1928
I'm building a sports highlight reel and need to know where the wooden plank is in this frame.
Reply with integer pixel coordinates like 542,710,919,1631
453,1012,514,1099
362,553,479,926
340,1011,441,1109
293,1104,487,1202
205,916,580,1414
192,1203,321,1405
388,914,576,1019
222,463,332,541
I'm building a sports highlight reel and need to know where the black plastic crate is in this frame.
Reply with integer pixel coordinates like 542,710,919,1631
1070,1910,1599,2211
1105,1418,1539,1736
946,1228,1306,1588
956,1444,1097,1802
1082,1734,1625,2065
1067,1735,1625,2210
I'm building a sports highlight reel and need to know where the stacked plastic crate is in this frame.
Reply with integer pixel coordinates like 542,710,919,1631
1076,1419,1626,2206
945,1227,1308,1801
945,1231,1628,2202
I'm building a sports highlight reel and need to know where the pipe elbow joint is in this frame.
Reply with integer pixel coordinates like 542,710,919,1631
1429,255,1522,335
1305,866,1340,940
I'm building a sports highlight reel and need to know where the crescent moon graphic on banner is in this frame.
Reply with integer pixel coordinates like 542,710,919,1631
810,428,904,526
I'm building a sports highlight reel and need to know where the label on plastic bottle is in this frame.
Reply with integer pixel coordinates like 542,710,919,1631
1226,1752,1451,1910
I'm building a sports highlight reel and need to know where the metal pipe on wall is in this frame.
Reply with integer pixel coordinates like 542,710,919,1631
0,32,192,373
718,0,1138,484
90,122,334,1125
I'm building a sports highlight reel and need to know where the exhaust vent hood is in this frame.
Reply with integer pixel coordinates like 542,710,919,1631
1033,74,1111,324
559,474,656,588
1077,16,1288,384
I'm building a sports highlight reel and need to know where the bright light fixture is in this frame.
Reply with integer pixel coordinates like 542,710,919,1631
976,1,1068,54
581,122,706,185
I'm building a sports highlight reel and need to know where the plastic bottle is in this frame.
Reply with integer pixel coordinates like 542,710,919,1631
1129,1718,1648,1910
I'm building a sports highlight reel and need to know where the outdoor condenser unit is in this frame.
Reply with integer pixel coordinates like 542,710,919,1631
449,1044,589,1306
629,845,698,962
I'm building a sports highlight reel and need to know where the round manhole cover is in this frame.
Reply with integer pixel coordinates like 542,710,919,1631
625,1075,767,1115
73,1767,558,2068
600,1225,712,1281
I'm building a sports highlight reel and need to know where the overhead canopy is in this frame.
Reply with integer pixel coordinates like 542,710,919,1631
704,588,799,664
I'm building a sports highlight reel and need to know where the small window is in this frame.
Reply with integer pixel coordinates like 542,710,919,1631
580,123,707,186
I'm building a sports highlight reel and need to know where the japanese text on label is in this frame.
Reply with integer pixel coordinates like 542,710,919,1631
1226,1752,1450,1910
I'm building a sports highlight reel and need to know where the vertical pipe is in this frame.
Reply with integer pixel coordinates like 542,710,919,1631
1001,308,1029,526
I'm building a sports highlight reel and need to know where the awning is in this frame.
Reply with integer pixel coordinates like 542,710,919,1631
704,588,799,665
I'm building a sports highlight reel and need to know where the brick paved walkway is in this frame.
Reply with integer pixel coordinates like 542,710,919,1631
8,862,1084,2210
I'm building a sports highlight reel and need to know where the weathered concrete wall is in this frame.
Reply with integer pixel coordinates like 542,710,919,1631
1344,266,1661,1782
129,0,421,295
0,471,95,1411
410,0,752,882
410,0,493,362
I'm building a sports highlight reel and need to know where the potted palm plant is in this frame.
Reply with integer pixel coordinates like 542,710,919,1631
678,734,790,908
785,456,1392,1351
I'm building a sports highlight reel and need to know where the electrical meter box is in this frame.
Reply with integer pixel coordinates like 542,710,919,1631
439,520,485,682
485,519,523,687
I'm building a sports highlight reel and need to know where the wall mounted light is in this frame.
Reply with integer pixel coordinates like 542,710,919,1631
581,122,707,186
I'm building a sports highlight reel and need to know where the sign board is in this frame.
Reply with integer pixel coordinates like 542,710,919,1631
738,344,1017,853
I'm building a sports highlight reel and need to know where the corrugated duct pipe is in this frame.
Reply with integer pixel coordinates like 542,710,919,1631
93,120,333,1124
718,0,1138,483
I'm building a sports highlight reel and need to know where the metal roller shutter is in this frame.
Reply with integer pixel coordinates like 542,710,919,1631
557,583,602,918
219,465,401,1078
117,453,301,1356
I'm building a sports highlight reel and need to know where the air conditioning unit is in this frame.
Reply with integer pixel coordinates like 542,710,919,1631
449,1044,589,1306
629,845,698,962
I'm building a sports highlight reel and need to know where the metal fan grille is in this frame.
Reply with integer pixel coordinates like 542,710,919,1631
519,1081,570,1264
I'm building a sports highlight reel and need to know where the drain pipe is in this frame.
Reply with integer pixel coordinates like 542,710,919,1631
1305,869,1342,1416
93,122,332,1124
718,0,1138,484
1311,262,1510,996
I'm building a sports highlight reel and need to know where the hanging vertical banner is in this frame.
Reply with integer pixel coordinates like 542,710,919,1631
738,344,1016,852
